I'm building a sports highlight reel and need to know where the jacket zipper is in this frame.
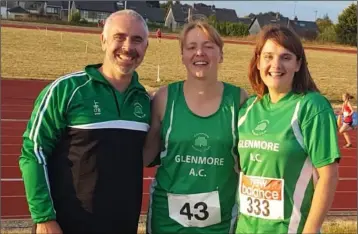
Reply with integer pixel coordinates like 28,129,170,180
110,88,121,116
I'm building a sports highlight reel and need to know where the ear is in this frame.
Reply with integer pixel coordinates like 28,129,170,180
256,55,260,70
295,59,302,72
219,51,223,63
100,33,106,52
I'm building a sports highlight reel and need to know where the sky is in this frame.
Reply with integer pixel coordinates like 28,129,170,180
180,1,356,23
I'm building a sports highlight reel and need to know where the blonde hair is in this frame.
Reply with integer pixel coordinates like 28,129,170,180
179,20,223,53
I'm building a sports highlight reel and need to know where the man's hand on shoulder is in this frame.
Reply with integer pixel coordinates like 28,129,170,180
36,220,62,234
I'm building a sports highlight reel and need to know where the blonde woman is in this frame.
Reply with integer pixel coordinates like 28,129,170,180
143,20,248,233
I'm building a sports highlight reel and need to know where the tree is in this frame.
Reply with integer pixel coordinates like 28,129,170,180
335,3,357,46
316,13,333,33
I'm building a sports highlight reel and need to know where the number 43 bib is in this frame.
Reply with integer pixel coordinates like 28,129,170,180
239,173,284,220
167,191,221,227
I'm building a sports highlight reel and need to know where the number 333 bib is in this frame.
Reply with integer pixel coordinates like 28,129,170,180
167,191,221,227
239,173,284,220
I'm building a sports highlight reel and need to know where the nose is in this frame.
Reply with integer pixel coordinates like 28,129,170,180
195,47,204,56
122,37,135,51
271,56,282,68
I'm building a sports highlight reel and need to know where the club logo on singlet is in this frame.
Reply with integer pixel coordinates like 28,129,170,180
133,102,146,118
93,100,101,115
192,133,211,152
252,120,269,136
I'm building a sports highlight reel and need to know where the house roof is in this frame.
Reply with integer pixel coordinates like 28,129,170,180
138,7,166,23
8,6,29,14
116,1,165,23
237,17,253,25
289,19,319,32
23,1,43,11
1,1,17,8
249,14,319,38
171,3,189,23
215,8,238,22
170,3,239,23
73,1,117,13
47,1,70,9
249,14,290,29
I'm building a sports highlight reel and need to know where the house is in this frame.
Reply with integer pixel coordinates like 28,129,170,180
6,6,29,20
1,0,18,19
71,1,165,24
71,1,117,23
248,13,319,40
165,3,239,31
248,13,290,35
45,1,70,21
192,3,238,23
3,1,70,20
116,1,165,24
237,17,253,26
288,17,319,40
164,3,191,30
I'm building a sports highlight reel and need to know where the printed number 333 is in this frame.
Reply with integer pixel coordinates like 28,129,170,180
247,197,270,217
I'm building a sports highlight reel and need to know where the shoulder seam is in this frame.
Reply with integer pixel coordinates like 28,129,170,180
66,77,93,113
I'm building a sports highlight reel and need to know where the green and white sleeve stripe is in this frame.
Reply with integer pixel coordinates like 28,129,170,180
19,72,84,223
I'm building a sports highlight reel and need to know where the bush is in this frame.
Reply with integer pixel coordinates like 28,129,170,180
208,15,249,37
69,12,81,23
335,3,357,46
317,25,337,43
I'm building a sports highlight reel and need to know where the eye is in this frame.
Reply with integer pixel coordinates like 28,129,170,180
132,37,143,43
114,35,126,42
263,55,273,60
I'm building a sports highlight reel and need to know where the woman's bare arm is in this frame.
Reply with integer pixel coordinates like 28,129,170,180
143,86,167,167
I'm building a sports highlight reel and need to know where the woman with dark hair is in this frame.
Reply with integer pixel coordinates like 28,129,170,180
236,25,340,234
339,92,355,148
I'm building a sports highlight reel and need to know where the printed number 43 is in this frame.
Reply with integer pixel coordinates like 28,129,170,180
180,202,209,221
247,197,270,217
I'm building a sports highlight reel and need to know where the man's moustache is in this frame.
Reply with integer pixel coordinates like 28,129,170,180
118,49,139,58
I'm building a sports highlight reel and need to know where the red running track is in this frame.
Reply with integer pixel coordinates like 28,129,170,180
1,79,357,219
2,23,357,54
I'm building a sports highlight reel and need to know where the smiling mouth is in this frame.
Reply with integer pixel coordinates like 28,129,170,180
269,72,284,77
193,61,209,66
116,54,135,62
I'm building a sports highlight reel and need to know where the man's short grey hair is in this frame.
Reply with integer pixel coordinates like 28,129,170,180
103,9,149,40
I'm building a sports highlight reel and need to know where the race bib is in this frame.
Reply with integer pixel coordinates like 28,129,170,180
239,173,284,220
167,191,221,227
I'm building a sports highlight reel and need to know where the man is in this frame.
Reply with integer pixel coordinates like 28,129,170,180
19,9,151,234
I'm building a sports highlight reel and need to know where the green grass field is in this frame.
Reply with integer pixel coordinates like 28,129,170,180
1,27,356,105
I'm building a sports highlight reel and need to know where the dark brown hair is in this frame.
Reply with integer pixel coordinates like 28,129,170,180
343,93,354,100
248,25,319,98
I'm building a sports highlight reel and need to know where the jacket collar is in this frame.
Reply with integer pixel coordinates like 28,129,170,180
84,63,146,92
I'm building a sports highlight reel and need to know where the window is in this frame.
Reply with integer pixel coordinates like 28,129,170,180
299,23,305,27
46,7,59,14
82,10,88,18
